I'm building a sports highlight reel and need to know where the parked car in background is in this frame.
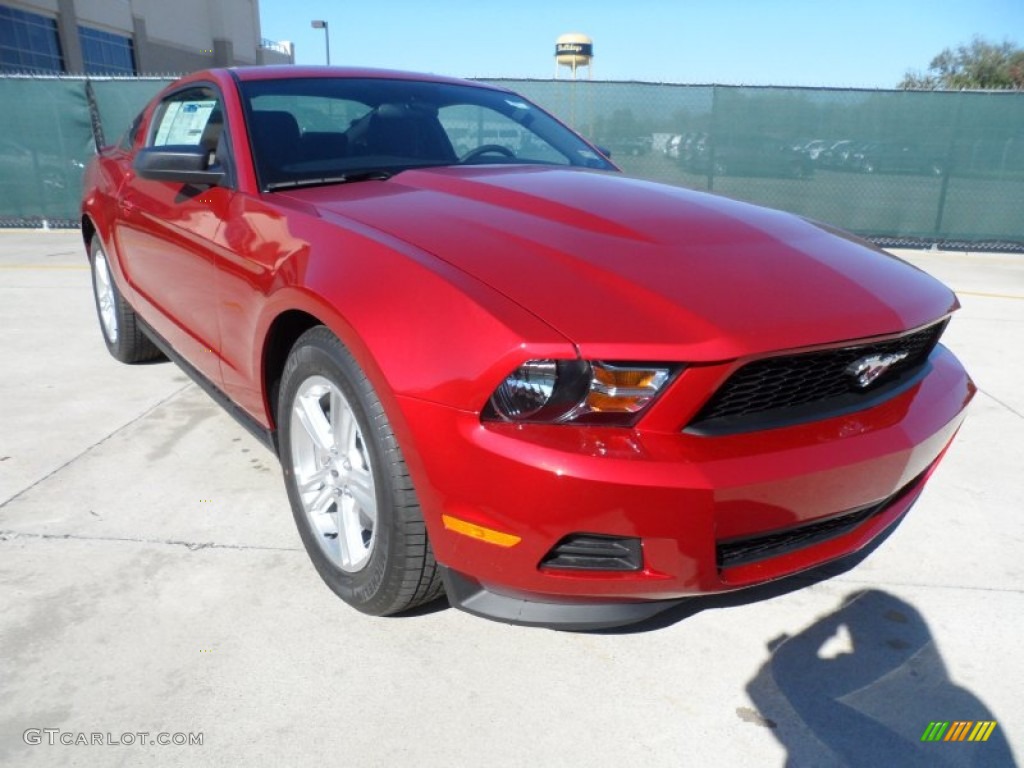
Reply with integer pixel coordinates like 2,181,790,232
599,135,652,157
683,135,814,178
850,142,945,176
82,67,972,629
676,132,703,168
819,139,855,169
664,133,682,159
800,139,830,162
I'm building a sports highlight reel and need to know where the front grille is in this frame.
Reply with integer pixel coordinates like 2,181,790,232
688,320,946,434
540,534,643,572
716,470,926,569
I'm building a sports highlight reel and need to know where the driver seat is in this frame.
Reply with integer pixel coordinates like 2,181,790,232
355,107,454,162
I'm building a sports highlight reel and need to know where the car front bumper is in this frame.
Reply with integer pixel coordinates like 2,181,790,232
398,345,974,628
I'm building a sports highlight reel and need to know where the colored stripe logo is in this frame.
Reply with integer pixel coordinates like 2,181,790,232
921,721,997,742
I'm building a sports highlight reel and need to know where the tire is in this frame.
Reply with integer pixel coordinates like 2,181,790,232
278,326,443,616
88,238,162,364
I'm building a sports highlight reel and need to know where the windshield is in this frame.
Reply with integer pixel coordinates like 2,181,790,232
237,77,614,190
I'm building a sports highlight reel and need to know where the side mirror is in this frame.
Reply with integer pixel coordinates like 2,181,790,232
596,145,612,159
134,145,225,186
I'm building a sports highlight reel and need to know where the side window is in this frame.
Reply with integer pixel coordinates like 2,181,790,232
147,85,232,183
150,87,221,148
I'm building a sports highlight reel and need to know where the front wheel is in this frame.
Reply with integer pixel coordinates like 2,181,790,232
88,238,162,363
278,327,443,615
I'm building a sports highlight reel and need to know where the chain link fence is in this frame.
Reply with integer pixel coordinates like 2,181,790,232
0,75,168,228
489,79,1024,250
2,75,1022,249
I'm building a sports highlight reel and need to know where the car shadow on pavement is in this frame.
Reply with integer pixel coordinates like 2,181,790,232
585,519,1014,764
744,589,1014,767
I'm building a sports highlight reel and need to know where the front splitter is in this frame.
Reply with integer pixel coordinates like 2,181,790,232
440,566,686,631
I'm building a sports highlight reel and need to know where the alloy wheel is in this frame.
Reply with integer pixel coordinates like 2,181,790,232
289,375,377,572
92,247,119,344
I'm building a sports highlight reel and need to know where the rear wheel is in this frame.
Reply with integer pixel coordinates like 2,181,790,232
88,238,162,363
278,326,443,615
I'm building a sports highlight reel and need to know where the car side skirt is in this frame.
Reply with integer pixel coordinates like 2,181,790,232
138,318,279,456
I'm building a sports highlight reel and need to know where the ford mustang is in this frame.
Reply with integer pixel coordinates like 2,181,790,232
81,67,974,629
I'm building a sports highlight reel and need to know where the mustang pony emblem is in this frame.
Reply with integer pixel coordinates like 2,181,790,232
846,350,910,388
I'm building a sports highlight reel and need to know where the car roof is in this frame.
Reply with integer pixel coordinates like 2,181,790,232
227,65,503,90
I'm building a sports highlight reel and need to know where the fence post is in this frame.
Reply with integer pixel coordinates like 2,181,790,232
84,79,105,152
933,91,966,239
707,85,719,192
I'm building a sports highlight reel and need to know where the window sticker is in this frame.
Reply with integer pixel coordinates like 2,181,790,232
154,100,217,146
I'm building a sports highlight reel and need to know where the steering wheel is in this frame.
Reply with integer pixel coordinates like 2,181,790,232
460,144,516,163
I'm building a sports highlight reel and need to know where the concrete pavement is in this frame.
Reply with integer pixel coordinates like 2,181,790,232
1,233,1020,767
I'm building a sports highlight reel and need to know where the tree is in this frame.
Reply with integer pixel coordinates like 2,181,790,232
899,37,1024,90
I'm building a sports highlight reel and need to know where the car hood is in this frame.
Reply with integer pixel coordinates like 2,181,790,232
286,166,957,361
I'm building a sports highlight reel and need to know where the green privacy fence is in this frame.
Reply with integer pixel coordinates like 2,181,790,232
2,75,1023,247
0,76,168,227
487,79,1024,248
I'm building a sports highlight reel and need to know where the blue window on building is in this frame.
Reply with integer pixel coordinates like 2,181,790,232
79,26,135,75
0,6,64,73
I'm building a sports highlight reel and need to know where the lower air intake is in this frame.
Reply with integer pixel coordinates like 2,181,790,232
541,534,643,572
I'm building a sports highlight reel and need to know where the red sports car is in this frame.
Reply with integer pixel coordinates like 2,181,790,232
81,67,974,629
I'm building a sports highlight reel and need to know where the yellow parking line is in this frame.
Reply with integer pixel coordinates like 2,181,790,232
0,264,88,270
958,290,1024,300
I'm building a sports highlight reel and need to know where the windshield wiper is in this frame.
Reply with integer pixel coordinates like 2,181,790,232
266,169,393,191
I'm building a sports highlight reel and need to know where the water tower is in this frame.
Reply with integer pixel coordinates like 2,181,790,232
554,33,593,79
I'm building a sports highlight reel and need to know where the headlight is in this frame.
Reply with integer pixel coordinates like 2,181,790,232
488,359,591,421
484,359,678,425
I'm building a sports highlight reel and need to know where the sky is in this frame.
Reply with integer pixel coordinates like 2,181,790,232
258,0,1023,88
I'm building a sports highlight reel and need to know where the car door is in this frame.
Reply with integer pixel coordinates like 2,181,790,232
113,84,234,385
